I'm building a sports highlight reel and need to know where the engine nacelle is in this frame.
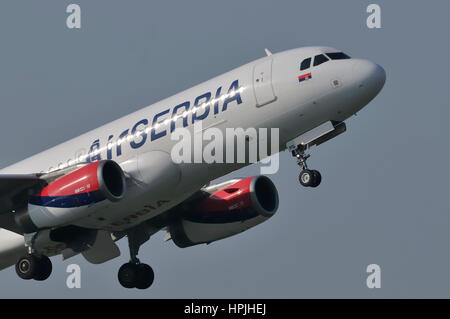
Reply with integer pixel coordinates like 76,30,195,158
15,160,126,232
169,175,279,248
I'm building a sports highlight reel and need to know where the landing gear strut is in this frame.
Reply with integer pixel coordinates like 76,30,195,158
118,226,154,289
15,233,52,281
292,144,322,188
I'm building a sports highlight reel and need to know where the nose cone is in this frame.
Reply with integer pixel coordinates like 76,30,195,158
353,59,386,100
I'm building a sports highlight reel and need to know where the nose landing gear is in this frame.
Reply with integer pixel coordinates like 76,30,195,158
287,121,347,188
292,144,322,188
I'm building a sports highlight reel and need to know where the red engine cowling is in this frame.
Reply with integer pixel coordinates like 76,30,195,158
15,160,126,232
169,175,279,248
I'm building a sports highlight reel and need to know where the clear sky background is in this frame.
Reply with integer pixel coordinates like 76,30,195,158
0,0,449,298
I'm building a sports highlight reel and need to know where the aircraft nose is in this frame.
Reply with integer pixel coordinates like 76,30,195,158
352,59,386,97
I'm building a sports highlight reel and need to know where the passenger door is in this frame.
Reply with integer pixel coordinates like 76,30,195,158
252,58,277,107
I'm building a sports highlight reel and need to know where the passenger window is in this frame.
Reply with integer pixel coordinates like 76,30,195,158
313,54,329,66
300,58,311,71
326,52,351,60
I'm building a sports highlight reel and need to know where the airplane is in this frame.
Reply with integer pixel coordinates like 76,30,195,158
0,46,385,289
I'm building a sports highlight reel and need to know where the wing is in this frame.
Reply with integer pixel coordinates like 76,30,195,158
0,174,46,234
0,164,92,233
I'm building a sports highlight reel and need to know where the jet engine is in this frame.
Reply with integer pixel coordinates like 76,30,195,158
169,175,279,248
15,160,126,232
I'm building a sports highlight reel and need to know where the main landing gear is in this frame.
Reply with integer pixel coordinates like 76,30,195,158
292,144,322,188
16,254,52,281
15,233,53,281
118,262,154,290
118,226,154,289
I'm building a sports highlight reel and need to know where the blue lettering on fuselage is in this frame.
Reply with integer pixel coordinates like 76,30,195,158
84,79,242,162
170,101,190,132
130,119,148,149
192,92,211,123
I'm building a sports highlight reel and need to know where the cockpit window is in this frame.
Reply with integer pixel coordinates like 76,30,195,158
313,54,329,66
300,58,311,71
325,52,351,60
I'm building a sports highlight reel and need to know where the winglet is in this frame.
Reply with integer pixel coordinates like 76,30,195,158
264,48,273,56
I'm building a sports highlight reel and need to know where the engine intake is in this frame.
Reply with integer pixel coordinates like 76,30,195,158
169,175,279,248
98,160,126,202
251,175,279,217
15,160,126,232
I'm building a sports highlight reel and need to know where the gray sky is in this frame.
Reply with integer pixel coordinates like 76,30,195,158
0,0,449,298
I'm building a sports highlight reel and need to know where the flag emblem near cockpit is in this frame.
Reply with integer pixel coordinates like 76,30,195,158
298,73,312,83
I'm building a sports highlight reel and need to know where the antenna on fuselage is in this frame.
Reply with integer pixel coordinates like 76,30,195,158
264,48,273,56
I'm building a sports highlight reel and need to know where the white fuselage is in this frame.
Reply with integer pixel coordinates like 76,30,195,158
0,46,385,267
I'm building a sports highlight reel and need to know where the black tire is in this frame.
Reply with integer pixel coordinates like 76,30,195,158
15,254,39,280
299,169,314,187
311,170,322,188
118,262,138,289
135,264,154,290
33,255,52,281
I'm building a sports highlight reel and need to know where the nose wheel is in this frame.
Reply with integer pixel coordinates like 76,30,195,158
299,169,321,188
292,144,322,188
